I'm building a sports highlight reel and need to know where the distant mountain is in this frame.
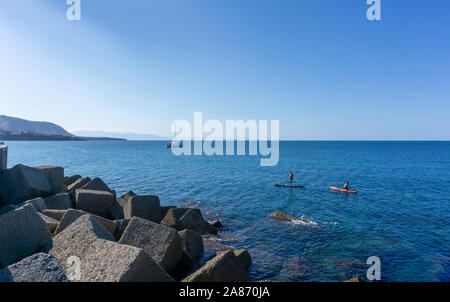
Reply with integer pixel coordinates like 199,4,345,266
0,130,83,141
0,116,124,141
0,115,73,137
72,130,169,141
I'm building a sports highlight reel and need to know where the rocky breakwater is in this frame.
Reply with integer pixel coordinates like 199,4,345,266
0,164,252,282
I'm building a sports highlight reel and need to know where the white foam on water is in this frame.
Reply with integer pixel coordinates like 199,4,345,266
290,217,319,227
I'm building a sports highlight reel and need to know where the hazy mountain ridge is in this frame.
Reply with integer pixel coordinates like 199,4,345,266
0,115,73,137
72,130,168,141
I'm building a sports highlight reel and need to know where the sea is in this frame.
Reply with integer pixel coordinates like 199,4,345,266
5,140,450,281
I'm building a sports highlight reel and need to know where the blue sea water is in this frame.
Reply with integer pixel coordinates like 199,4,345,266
5,140,450,282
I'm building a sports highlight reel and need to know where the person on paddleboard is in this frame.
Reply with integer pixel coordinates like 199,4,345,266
289,171,294,186
344,181,349,190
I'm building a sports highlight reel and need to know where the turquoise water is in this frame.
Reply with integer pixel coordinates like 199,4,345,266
5,141,450,281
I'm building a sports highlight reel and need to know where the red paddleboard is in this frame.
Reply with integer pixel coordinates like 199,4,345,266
330,186,357,194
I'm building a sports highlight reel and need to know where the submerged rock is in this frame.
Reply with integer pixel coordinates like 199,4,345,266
279,257,314,281
269,210,318,226
203,239,235,255
344,276,365,282
269,210,299,221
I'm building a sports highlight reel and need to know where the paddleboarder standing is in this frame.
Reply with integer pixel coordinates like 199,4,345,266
289,171,294,186
344,181,349,190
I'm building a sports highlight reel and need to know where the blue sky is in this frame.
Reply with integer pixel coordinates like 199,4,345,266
1,0,449,139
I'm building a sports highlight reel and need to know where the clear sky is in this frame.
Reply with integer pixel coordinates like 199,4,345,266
1,0,449,140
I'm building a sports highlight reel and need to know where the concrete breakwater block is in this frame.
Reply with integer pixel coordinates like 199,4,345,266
0,164,52,204
182,249,250,282
178,229,204,267
44,193,72,210
67,177,91,192
0,204,52,267
35,166,64,194
82,239,175,282
48,215,173,282
163,208,218,235
124,195,161,223
109,190,136,220
55,209,117,235
80,177,113,193
63,175,81,187
23,197,47,212
113,219,130,241
75,189,115,218
0,204,17,216
119,217,182,273
42,209,67,221
0,253,69,282
38,212,60,233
